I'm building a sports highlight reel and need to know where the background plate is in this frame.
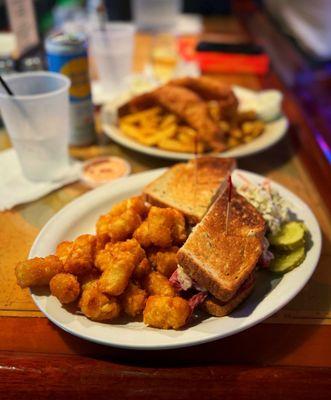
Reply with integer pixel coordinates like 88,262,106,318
30,169,321,349
101,86,288,160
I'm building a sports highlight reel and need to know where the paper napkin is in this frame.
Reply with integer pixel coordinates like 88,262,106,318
0,148,81,211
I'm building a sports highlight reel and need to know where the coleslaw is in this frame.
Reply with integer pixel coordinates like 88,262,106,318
236,177,289,234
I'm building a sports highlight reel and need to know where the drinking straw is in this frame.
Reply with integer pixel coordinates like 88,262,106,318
0,74,39,141
0,75,14,96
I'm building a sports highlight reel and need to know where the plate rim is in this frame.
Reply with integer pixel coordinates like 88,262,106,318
102,112,288,160
29,168,322,350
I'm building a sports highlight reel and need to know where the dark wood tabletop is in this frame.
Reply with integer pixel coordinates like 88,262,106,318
0,10,330,400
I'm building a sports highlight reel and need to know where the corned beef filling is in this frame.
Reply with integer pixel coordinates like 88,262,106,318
169,267,207,313
169,266,256,311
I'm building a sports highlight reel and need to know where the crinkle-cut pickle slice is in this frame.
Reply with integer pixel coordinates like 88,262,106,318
269,221,305,251
269,246,306,274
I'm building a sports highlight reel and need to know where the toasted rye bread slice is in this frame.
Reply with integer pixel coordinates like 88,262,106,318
177,191,265,302
203,273,255,317
178,234,262,302
143,157,236,225
207,190,266,239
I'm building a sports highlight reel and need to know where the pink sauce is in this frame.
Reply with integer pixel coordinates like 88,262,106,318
83,157,130,184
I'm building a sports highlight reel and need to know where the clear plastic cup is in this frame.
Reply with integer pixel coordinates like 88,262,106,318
0,72,71,182
132,0,182,32
89,22,135,93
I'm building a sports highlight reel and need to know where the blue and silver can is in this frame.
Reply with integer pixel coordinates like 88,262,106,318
45,32,96,145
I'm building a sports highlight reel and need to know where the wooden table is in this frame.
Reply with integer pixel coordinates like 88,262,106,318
0,15,330,400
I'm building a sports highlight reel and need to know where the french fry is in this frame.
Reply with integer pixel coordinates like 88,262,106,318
119,103,265,153
177,132,194,145
119,122,141,139
138,126,159,137
120,107,162,124
119,122,155,140
242,122,254,136
139,116,161,129
177,126,197,145
158,138,204,153
227,138,240,148
243,136,254,143
229,128,243,139
160,114,177,128
251,121,265,137
143,124,177,146
177,126,197,138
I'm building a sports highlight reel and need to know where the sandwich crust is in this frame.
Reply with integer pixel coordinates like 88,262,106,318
203,273,255,317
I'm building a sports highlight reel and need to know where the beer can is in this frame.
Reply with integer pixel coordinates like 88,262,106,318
45,32,96,146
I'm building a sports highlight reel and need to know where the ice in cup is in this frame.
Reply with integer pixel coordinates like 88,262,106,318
89,22,135,93
0,72,71,181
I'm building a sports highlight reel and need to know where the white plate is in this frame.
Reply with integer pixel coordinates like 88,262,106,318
101,87,288,160
29,169,321,350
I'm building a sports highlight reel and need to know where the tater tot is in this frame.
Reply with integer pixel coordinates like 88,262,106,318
106,200,127,218
96,214,112,240
50,273,80,304
106,239,145,265
125,196,150,218
95,234,110,252
98,258,135,296
95,238,145,272
133,220,151,248
143,295,190,329
108,195,149,219
133,257,151,281
79,271,100,290
108,209,142,242
94,248,113,272
170,209,187,244
96,197,148,244
79,283,121,321
64,234,96,276
134,207,187,248
56,241,73,265
15,255,63,288
147,207,174,247
149,247,178,278
143,271,175,297
120,283,147,317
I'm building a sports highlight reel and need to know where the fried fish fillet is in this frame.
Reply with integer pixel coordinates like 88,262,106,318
117,80,234,148
153,85,221,143
118,92,156,117
169,77,238,119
